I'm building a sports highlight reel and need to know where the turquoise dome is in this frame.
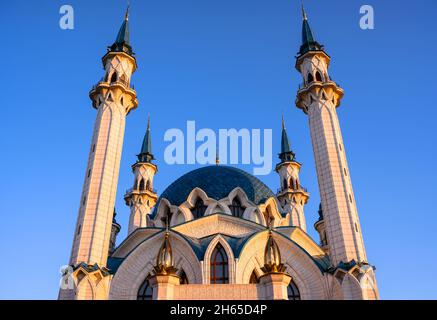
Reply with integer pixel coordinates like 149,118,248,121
158,166,275,206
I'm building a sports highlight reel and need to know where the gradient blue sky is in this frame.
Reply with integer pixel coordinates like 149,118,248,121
0,0,436,299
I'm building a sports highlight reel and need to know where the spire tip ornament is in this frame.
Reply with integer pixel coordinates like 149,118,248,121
301,2,308,21
153,230,178,275
261,231,286,273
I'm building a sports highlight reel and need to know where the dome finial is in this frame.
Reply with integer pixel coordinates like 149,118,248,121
261,230,286,273
154,230,178,275
215,145,220,166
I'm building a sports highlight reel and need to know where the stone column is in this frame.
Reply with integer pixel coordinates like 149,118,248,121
149,274,180,300
259,273,292,300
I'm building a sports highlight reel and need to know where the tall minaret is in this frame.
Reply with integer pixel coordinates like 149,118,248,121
124,116,158,234
275,117,309,231
294,6,367,266
69,8,138,267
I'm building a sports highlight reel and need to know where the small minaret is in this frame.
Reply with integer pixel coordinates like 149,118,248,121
314,203,328,253
124,116,158,234
109,208,121,255
69,7,138,267
294,6,367,266
275,117,309,231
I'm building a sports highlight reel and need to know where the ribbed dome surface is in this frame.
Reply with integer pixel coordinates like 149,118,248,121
158,166,275,206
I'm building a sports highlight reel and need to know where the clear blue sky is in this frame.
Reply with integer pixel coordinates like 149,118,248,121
0,0,436,299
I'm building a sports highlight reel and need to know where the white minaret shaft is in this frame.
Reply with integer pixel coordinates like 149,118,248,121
295,9,367,266
69,11,138,267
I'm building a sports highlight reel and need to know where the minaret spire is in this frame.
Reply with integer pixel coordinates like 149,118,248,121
279,117,294,162
298,3,322,56
138,115,154,163
110,5,133,55
125,3,130,21
301,2,308,21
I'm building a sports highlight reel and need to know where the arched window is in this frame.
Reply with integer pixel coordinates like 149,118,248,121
287,281,301,300
179,269,189,285
289,178,295,190
283,178,288,189
146,180,151,191
307,73,314,84
264,206,274,227
210,243,229,284
139,178,145,191
110,72,117,83
137,276,153,300
161,206,172,227
192,198,207,219
315,71,323,82
249,270,259,284
229,198,245,218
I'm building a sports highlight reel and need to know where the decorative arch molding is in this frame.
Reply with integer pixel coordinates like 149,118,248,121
72,267,111,300
153,198,175,227
259,197,283,227
185,187,210,207
242,207,266,225
236,230,326,299
109,231,202,299
205,201,231,216
170,209,189,226
203,235,236,284
225,187,253,207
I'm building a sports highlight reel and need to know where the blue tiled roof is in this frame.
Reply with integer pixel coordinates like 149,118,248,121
156,166,275,209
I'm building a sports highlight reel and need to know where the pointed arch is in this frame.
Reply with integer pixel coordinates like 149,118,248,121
315,71,323,82
307,73,314,84
137,274,152,300
229,197,245,218
204,235,236,284
242,207,266,225
192,198,207,219
138,178,145,191
110,72,117,83
153,198,173,227
287,280,301,300
261,197,283,227
210,243,229,284
249,270,259,284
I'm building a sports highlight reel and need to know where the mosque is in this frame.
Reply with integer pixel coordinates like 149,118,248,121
59,6,379,300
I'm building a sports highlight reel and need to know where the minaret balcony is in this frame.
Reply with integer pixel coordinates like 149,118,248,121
297,80,343,93
125,187,157,196
276,186,308,196
90,78,136,95
296,80,344,113
123,187,158,206
89,79,138,111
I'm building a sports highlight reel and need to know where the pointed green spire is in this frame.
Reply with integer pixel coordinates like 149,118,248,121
279,116,295,163
137,115,154,163
109,6,133,55
298,3,323,56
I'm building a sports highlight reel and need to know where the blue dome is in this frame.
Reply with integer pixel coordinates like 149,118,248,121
158,166,275,206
